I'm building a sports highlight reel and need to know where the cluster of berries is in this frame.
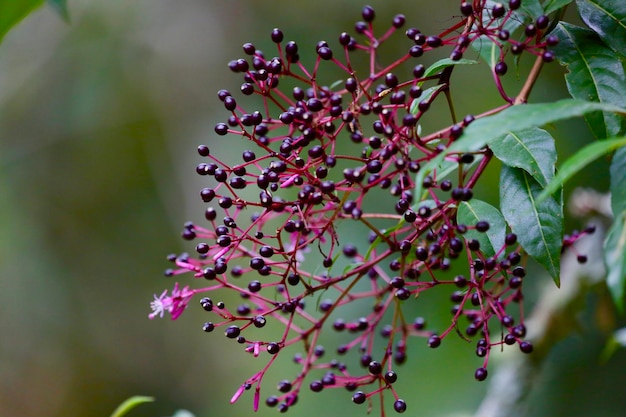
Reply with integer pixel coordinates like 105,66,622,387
149,1,565,414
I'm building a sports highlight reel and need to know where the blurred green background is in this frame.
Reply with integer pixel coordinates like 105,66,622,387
1,1,624,417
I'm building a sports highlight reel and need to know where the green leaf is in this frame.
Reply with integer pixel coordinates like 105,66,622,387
611,147,626,215
453,100,623,153
457,200,506,257
421,58,478,82
409,84,446,115
0,0,43,43
473,35,499,69
46,0,69,21
538,136,626,200
109,396,154,417
490,128,556,187
329,79,343,90
520,0,545,18
544,0,575,14
414,99,626,199
605,213,626,312
500,166,563,285
576,0,626,57
553,22,626,139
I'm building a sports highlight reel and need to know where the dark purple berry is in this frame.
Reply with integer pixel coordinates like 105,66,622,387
428,335,441,348
508,252,521,265
266,396,278,407
468,239,481,251
460,2,473,16
214,123,228,135
505,233,518,245
401,209,416,223
200,297,213,311
512,324,526,338
362,5,375,22
333,319,346,331
394,399,407,413
240,83,254,95
450,49,463,61
392,14,405,28
271,28,284,43
352,391,366,404
457,35,470,48
406,27,420,40
495,61,508,75
536,15,549,29
285,41,298,56
413,64,425,78
511,43,524,55
426,36,442,48
385,371,398,384
391,276,406,289
512,266,526,277
492,3,506,18
277,380,292,393
542,50,555,62
205,207,217,221
225,325,240,338
248,280,262,293
450,124,464,139
250,315,266,329
476,221,490,232
317,46,333,60
197,145,210,156
385,72,398,88
454,275,467,287
450,291,464,303
520,341,533,353
409,45,424,57
509,276,522,289
546,35,559,46
267,342,280,354
368,361,382,375
475,367,488,381
310,380,323,392
502,315,515,327
242,42,255,55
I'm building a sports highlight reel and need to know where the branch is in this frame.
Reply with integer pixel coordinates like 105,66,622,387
473,189,612,417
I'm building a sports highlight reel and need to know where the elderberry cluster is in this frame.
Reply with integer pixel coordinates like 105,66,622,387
150,2,563,414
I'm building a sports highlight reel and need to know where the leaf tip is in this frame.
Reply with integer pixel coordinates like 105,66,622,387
110,396,155,417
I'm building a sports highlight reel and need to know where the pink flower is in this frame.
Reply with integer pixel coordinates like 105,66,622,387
149,283,195,320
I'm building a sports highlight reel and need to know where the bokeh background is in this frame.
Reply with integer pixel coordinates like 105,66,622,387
1,1,624,417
